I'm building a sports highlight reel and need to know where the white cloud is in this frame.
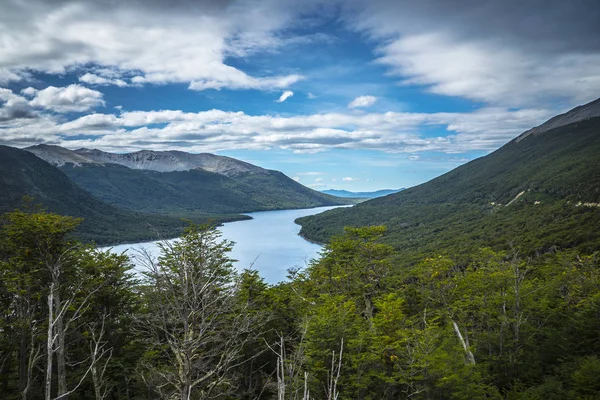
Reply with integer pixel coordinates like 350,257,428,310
28,85,105,113
292,176,300,182
315,177,323,182
276,90,294,103
189,75,303,91
0,85,557,154
342,177,357,181
297,172,324,176
345,0,600,107
20,87,38,97
0,0,308,91
408,155,420,161
79,73,128,87
0,88,37,121
349,95,377,109
307,92,317,99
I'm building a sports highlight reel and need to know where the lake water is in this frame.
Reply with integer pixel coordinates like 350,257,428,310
105,206,344,284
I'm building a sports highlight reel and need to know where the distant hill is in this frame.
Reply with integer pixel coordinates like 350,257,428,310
322,188,404,198
25,145,350,215
297,99,600,260
0,146,244,245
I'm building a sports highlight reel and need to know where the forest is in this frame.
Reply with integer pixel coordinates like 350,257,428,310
1,206,599,399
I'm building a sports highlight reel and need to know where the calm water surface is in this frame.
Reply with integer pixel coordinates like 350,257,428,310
106,206,345,284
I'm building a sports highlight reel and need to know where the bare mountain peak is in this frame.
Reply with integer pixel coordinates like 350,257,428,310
25,144,99,167
27,145,267,176
515,97,600,143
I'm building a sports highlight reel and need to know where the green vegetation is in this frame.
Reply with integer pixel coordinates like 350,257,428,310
2,108,598,399
1,207,599,399
297,118,600,262
57,159,350,215
0,146,248,245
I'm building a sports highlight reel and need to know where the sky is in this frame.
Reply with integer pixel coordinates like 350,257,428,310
1,0,599,191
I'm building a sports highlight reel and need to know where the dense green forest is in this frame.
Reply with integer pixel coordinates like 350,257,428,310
57,164,350,215
1,205,599,399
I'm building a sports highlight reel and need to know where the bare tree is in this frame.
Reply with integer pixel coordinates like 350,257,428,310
87,314,114,400
44,247,106,400
325,338,343,400
265,328,310,400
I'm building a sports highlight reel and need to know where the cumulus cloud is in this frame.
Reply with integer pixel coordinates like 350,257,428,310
342,177,357,182
349,95,377,108
0,89,37,122
80,73,128,87
276,90,294,103
28,85,105,113
0,0,308,91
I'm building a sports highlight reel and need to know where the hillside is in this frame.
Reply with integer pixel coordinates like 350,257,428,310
26,145,349,214
0,146,247,244
322,188,404,198
297,112,600,260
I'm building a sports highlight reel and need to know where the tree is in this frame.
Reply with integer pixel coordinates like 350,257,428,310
138,225,257,400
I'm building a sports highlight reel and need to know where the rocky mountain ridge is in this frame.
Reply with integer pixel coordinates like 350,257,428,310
26,145,268,177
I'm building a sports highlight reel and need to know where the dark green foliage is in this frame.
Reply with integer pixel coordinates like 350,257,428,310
0,146,248,245
57,161,349,215
284,227,600,399
298,118,600,260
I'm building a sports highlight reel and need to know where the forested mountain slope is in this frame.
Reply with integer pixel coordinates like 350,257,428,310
26,145,349,213
0,146,245,244
298,111,600,259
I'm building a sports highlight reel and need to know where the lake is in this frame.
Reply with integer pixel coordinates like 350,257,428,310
105,205,345,284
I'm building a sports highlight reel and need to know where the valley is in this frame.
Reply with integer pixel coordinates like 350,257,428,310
1,3,599,396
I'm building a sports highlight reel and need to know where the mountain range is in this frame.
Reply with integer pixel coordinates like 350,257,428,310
1,146,351,244
0,146,250,244
321,188,404,198
298,97,600,260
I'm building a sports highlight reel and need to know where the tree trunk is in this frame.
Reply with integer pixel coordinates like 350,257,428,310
452,320,476,365
19,330,27,397
46,286,54,400
55,309,68,399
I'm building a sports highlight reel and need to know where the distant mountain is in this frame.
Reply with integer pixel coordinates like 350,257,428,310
322,189,404,198
0,146,242,245
25,145,349,215
298,98,600,260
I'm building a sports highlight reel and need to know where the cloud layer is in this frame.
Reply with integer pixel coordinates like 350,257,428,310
346,0,600,107
0,86,554,154
0,0,307,91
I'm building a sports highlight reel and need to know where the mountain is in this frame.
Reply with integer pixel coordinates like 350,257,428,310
322,188,404,198
297,100,600,260
515,97,600,142
0,146,244,245
25,145,349,215
72,148,267,176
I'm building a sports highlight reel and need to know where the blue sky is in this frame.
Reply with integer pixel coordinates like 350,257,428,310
1,0,599,191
